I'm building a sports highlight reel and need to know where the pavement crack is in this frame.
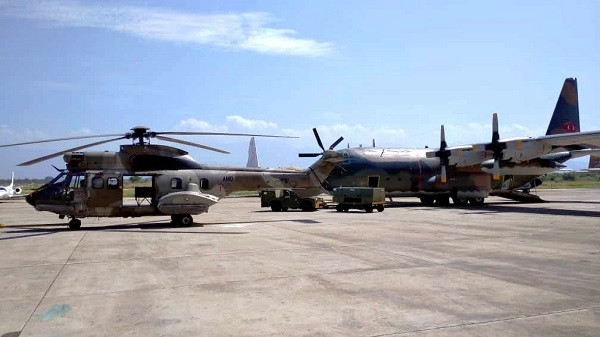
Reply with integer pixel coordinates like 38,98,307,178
370,304,600,336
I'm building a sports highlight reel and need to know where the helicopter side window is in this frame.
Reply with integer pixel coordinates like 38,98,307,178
170,178,182,190
92,177,104,189
200,178,209,190
68,175,85,189
107,177,119,189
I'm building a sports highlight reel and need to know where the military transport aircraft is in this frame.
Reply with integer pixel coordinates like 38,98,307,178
317,78,600,206
0,128,344,229
0,172,23,200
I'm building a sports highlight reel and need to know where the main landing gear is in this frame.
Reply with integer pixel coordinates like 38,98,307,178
420,196,485,207
171,214,194,226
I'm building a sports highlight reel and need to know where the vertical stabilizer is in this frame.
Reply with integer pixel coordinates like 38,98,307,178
246,137,259,168
8,172,14,189
546,78,580,135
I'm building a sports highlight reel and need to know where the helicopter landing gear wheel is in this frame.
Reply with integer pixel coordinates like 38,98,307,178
68,218,81,230
171,214,194,226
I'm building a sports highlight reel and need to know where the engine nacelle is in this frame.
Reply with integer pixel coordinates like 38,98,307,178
14,187,22,195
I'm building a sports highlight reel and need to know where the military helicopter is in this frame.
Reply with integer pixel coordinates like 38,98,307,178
0,127,344,229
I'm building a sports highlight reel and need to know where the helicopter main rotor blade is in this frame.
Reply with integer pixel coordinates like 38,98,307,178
155,135,230,154
17,136,126,166
0,134,124,148
156,131,297,138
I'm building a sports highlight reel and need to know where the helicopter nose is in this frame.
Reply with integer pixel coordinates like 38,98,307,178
26,192,36,207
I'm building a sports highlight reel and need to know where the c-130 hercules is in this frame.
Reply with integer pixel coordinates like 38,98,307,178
0,129,344,229
317,78,600,205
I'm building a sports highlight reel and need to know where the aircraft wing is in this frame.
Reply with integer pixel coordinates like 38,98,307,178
535,130,600,149
427,130,600,166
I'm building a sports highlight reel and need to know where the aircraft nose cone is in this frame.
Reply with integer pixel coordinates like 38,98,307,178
26,192,36,206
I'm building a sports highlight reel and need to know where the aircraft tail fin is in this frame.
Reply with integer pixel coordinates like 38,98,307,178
8,172,14,189
246,137,259,168
546,78,580,135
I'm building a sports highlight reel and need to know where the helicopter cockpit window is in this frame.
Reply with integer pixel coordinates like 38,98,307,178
200,178,209,190
49,173,67,187
107,177,119,189
92,177,104,189
170,178,182,189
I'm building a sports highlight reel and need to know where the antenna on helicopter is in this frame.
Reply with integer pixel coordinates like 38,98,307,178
0,126,297,166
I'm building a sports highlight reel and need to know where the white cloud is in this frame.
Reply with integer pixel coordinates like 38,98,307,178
0,1,333,57
176,118,227,132
0,124,46,143
226,115,278,129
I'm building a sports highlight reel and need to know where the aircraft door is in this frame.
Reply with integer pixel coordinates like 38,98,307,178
86,173,123,210
368,176,380,188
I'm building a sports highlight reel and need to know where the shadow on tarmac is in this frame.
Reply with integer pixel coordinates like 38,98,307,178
0,218,322,241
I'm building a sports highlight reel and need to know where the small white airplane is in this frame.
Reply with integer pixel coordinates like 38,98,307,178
0,172,23,200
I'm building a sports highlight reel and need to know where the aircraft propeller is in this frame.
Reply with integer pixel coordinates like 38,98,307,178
298,128,344,157
0,126,297,166
432,114,506,182
433,125,451,183
482,113,506,180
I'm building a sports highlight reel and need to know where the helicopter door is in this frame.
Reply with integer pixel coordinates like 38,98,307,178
86,173,123,211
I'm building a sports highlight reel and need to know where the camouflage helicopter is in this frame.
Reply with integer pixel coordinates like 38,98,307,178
0,127,344,229
319,78,600,205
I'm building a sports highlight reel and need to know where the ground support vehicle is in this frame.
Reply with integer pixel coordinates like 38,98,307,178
333,187,385,213
260,189,323,212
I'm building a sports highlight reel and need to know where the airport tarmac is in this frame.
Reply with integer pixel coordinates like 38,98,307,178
0,189,598,336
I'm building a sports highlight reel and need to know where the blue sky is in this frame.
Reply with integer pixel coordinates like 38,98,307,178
0,0,598,178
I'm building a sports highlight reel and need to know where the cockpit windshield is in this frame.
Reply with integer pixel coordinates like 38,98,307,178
35,172,86,202
37,172,66,190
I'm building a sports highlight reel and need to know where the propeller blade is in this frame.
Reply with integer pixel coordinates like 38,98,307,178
492,113,499,143
312,128,325,151
18,136,126,166
440,125,447,149
156,131,297,138
298,153,322,157
492,160,501,180
372,139,376,147
0,134,124,148
329,136,344,150
440,165,447,183
155,135,230,154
